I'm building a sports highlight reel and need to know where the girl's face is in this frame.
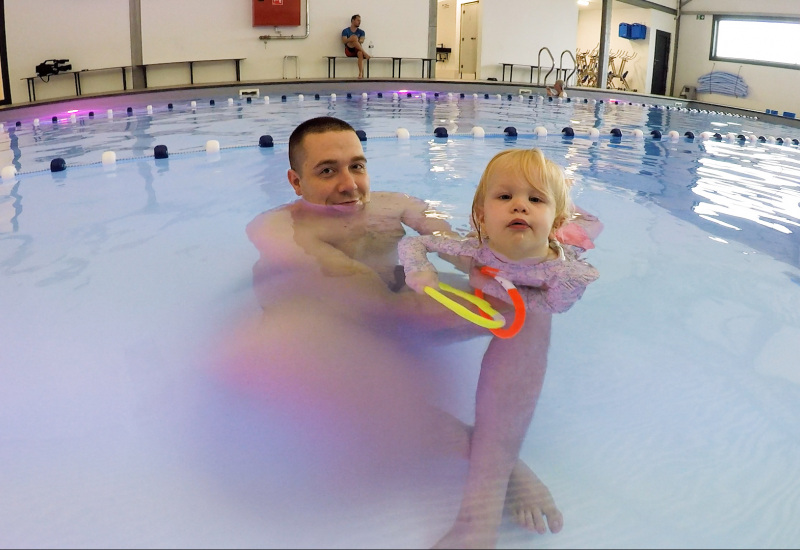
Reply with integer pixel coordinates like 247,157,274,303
476,164,558,261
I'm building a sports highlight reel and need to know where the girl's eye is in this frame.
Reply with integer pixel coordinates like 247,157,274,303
498,194,511,200
529,196,542,203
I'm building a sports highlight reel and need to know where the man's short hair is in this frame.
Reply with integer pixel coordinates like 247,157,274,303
351,14,360,22
288,116,357,172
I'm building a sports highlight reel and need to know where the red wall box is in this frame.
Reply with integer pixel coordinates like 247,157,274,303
253,0,301,27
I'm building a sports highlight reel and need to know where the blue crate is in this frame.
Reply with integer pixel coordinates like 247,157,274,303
619,23,631,39
630,23,647,40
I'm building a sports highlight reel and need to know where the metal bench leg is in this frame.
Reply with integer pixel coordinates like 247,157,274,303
26,78,35,102
283,56,299,79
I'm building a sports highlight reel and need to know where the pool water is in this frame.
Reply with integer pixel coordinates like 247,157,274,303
1,88,799,548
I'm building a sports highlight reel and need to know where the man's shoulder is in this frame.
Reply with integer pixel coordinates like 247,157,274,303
371,191,409,199
370,191,425,208
247,203,293,232
371,190,422,200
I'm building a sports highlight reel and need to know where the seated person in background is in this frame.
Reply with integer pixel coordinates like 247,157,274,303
341,14,371,79
546,79,568,98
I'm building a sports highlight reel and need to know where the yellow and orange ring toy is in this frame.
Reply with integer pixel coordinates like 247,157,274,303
423,266,526,339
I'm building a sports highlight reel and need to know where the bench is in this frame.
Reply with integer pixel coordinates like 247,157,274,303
499,63,541,84
324,56,434,79
21,58,244,103
140,57,245,87
22,66,130,102
499,63,572,86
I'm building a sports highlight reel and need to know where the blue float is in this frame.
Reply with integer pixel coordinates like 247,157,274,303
154,145,169,159
50,158,66,172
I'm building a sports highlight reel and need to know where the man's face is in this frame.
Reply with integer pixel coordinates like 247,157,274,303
352,16,361,27
288,131,370,209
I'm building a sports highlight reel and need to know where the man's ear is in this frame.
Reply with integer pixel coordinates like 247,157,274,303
287,169,303,196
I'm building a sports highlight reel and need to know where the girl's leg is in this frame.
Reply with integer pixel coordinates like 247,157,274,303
434,308,554,549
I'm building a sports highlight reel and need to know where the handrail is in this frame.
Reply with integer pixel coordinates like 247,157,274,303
559,49,577,85
537,47,555,86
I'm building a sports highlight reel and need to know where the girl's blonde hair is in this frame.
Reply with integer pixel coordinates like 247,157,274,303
471,148,573,243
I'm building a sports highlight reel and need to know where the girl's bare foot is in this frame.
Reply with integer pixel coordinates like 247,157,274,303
505,460,563,534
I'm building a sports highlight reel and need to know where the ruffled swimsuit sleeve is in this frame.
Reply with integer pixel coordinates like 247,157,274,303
521,246,598,313
477,243,599,314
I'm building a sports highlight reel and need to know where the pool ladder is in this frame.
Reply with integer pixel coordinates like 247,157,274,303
535,47,577,87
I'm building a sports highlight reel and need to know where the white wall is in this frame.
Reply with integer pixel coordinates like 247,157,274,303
578,8,645,92
478,0,578,84
5,0,132,102
577,5,676,95
674,1,800,113
3,0,430,103
6,0,799,115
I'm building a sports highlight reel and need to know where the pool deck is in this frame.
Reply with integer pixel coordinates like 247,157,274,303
2,78,795,130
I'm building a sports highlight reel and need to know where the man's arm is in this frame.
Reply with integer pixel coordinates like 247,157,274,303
246,207,475,331
247,207,388,284
395,193,474,274
397,193,456,237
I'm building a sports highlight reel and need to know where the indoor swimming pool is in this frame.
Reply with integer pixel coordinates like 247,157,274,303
1,83,799,549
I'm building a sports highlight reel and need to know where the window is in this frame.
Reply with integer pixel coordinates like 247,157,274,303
711,16,800,68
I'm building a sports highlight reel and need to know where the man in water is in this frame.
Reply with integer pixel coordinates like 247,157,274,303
242,116,563,548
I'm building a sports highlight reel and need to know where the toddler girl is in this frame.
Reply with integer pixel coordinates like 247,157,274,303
399,148,601,314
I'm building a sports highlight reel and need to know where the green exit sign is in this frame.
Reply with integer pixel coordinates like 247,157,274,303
697,14,705,20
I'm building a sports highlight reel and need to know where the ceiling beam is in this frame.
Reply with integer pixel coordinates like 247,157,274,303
617,0,678,16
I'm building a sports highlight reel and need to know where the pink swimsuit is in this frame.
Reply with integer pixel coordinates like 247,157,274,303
398,211,602,314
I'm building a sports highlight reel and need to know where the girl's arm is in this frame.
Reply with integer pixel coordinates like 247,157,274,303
398,235,477,292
